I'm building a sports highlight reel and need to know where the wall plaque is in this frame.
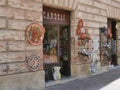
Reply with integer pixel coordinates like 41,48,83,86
43,6,70,25
26,22,45,45
26,55,41,71
76,19,84,35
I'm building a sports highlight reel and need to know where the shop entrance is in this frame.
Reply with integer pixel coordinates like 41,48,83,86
109,19,117,66
100,19,118,66
43,7,71,81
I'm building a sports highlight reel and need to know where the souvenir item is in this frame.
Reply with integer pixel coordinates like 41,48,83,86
80,32,86,39
50,55,57,63
85,29,90,39
43,55,51,64
26,55,41,71
80,29,90,40
116,22,120,30
52,66,61,80
77,40,81,46
76,19,84,35
76,19,90,40
26,22,45,45
108,27,112,38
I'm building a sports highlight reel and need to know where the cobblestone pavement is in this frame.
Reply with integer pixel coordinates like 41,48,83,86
45,66,120,90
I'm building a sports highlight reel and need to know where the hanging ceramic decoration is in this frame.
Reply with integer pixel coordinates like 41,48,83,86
116,22,120,30
77,40,81,46
80,29,90,40
26,55,41,71
108,27,112,38
85,29,90,39
76,19,84,35
80,32,86,39
26,22,45,45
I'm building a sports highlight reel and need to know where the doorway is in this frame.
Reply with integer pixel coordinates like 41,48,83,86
100,19,118,66
43,6,71,81
109,19,118,66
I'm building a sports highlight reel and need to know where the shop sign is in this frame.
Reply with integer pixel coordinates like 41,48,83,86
43,7,70,25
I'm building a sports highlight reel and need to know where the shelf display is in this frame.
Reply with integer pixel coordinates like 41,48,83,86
59,28,69,61
43,25,70,64
43,26,58,64
100,27,112,66
43,25,70,77
43,6,71,81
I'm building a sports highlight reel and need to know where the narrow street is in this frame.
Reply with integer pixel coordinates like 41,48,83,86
45,67,120,90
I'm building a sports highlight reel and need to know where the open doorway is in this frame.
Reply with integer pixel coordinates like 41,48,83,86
108,19,118,66
100,19,118,66
43,6,71,82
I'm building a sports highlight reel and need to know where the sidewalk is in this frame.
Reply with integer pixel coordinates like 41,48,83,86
45,66,120,90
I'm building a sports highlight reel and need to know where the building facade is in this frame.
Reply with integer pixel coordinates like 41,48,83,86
0,0,120,90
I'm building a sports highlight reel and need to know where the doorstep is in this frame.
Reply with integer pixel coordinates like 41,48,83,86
45,76,78,87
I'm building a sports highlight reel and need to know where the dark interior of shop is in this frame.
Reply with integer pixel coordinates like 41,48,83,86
111,20,117,66
43,25,71,81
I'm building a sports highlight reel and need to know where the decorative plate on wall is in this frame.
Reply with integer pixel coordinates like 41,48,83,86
26,22,45,45
76,19,84,35
116,22,120,30
26,55,41,71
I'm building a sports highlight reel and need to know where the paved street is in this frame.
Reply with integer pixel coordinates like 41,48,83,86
45,66,120,90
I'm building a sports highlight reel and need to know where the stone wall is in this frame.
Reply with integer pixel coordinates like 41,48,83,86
117,25,120,65
0,71,45,90
0,0,43,75
0,0,45,90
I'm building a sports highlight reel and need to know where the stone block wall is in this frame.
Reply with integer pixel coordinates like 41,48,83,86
0,0,44,75
117,29,120,65
0,0,45,90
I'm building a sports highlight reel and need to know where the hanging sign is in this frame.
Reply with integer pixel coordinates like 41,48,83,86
26,22,45,45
